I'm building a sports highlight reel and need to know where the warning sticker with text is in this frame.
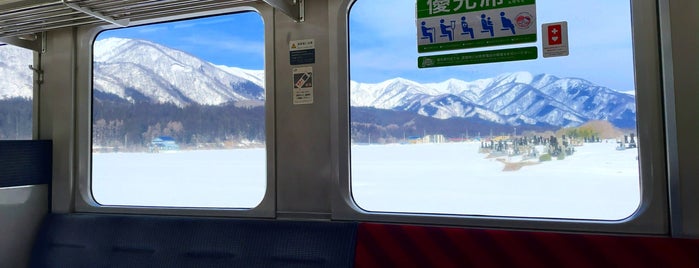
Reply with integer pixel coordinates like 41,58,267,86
290,39,316,65
542,21,569,58
292,66,313,105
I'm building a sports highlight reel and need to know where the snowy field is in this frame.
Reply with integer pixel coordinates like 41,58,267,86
92,141,640,220
352,141,640,220
92,149,267,208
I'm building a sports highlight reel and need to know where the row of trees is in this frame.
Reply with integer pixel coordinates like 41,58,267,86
350,108,633,145
2,96,632,149
349,107,559,144
92,97,265,150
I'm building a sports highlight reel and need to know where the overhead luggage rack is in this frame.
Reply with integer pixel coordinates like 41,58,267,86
0,0,303,38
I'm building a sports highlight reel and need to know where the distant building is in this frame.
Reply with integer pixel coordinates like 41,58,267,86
150,136,179,152
423,134,447,144
407,136,422,144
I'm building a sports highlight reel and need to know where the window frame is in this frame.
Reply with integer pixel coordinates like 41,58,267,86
331,0,670,234
74,4,277,218
659,0,699,238
0,40,39,140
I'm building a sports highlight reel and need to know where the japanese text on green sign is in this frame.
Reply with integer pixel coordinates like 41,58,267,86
417,0,536,18
418,46,537,68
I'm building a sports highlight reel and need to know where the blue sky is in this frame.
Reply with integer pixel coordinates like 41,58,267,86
96,1,635,91
349,0,636,91
96,12,265,70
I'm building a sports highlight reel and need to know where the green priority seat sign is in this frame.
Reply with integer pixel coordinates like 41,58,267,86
418,46,538,68
416,0,536,53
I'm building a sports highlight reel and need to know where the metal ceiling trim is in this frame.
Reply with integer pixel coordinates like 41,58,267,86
61,0,129,27
0,0,299,37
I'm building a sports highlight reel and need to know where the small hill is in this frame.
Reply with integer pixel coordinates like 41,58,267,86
578,120,626,139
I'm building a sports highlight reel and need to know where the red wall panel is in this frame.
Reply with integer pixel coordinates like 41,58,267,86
356,223,699,268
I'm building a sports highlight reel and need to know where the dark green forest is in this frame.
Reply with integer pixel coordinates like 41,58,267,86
2,96,559,149
350,107,556,144
92,97,265,150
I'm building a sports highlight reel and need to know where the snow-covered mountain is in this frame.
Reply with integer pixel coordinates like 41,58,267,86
0,44,33,99
214,65,265,88
351,72,636,128
93,38,264,107
0,38,636,128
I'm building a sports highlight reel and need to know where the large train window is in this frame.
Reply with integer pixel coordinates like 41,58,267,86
348,1,640,220
0,44,33,140
91,12,266,208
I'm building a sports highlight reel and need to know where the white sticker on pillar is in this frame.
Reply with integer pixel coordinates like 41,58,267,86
542,21,569,58
292,66,313,105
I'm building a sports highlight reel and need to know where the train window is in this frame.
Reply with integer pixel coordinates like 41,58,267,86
349,1,640,220
0,44,33,140
91,12,266,208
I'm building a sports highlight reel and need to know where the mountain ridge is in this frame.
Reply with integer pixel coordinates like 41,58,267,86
0,38,636,129
351,72,635,128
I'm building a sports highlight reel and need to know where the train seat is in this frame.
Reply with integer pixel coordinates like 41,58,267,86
354,223,699,267
30,213,357,268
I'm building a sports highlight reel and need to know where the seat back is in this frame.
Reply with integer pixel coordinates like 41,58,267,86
31,213,357,268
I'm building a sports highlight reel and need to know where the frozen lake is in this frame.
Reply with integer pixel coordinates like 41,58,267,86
92,141,640,220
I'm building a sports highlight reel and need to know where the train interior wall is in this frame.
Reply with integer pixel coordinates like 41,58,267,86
0,0,698,266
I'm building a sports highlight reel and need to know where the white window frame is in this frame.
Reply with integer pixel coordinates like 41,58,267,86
74,4,276,218
331,0,670,235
